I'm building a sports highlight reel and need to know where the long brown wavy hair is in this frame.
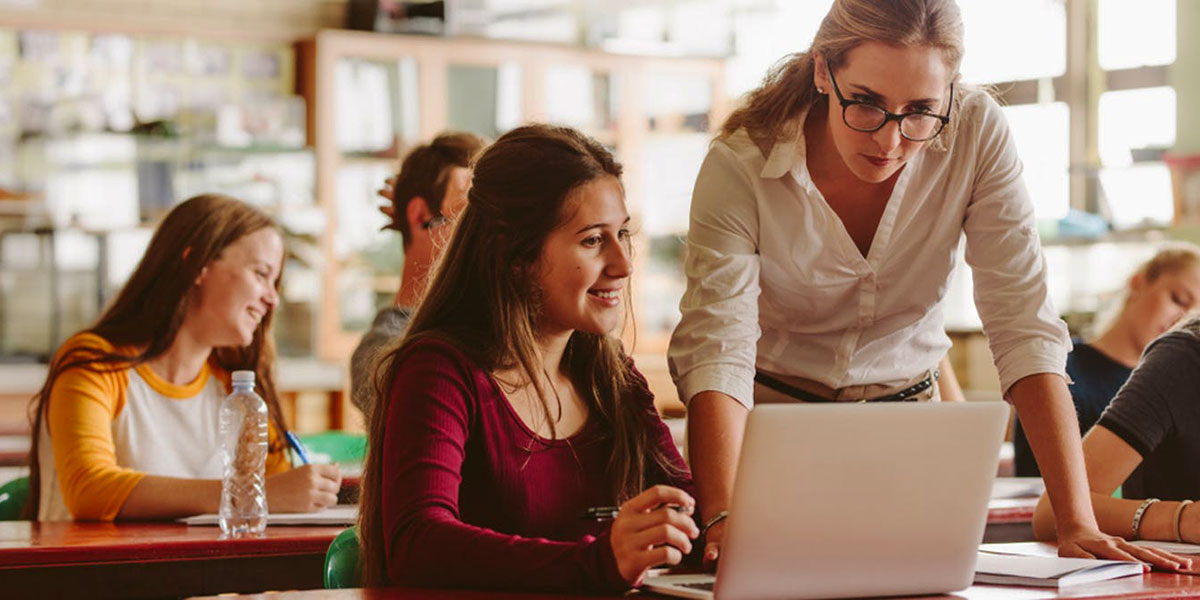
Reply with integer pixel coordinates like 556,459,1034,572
357,124,682,585
26,194,290,518
721,0,965,147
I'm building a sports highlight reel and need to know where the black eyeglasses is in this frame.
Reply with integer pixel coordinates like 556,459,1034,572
824,57,953,142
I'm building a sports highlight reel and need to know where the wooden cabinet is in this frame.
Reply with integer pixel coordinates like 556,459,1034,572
298,30,725,412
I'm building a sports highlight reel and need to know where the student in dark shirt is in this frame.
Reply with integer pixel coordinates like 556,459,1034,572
1014,245,1200,476
356,125,697,592
1033,316,1200,553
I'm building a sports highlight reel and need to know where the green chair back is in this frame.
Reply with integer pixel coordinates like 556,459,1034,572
300,431,367,465
0,476,31,521
324,526,361,589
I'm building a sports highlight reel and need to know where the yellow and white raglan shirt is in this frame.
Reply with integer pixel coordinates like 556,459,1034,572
37,333,290,521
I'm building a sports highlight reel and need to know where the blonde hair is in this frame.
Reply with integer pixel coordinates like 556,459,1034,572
1091,242,1200,337
720,0,966,147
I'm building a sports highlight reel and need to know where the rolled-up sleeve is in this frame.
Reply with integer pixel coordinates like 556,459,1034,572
668,141,763,409
961,96,1071,396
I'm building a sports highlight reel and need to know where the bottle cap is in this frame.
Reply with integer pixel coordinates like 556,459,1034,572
231,370,256,385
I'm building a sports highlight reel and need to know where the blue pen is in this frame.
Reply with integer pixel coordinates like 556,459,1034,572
284,431,311,465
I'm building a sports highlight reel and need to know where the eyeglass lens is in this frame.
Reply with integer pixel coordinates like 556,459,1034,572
843,104,944,141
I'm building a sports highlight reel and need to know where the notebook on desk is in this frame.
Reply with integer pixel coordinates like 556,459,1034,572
180,504,357,526
642,402,1009,600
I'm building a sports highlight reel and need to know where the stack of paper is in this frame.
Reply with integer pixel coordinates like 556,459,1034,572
974,551,1143,587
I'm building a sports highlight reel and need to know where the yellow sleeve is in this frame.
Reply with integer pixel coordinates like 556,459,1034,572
266,423,291,475
46,335,144,520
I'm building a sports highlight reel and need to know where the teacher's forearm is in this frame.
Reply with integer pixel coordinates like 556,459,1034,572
1009,373,1098,537
686,391,749,522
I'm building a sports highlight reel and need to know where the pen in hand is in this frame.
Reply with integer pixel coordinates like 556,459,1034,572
284,431,311,465
581,504,692,522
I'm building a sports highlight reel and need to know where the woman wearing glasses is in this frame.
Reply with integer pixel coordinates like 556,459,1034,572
669,0,1190,572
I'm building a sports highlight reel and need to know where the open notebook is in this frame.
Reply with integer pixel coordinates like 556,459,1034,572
180,505,357,526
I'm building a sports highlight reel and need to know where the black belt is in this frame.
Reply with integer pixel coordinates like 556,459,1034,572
753,369,940,403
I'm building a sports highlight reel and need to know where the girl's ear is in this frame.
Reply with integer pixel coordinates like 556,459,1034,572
194,265,209,287
406,196,434,232
1129,271,1147,294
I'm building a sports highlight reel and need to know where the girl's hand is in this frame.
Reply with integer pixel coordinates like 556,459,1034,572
1059,526,1193,573
609,485,699,586
265,463,342,513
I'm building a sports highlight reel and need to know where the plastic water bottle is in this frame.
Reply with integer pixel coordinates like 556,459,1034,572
219,370,269,536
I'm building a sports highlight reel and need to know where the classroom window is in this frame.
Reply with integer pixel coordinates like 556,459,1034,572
1098,0,1175,70
958,0,1066,84
1001,102,1070,220
1098,86,1176,168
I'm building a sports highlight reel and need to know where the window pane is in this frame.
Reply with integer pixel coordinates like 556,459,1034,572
447,63,522,139
726,1,834,98
959,0,1065,84
1099,164,1175,228
1099,87,1175,167
1002,102,1070,220
543,65,615,136
1099,0,1175,70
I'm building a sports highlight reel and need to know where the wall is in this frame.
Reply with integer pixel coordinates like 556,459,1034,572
1175,0,1200,153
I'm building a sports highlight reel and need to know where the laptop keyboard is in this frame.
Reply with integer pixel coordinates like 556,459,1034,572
680,582,716,591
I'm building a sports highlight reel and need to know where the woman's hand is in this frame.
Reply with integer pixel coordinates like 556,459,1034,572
1058,526,1194,573
609,485,699,586
266,463,342,513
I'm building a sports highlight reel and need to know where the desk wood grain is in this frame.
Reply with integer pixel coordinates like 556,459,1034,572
0,521,344,599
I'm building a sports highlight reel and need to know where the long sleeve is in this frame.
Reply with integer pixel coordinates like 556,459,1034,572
381,343,626,593
961,94,1070,396
46,336,143,520
668,139,764,408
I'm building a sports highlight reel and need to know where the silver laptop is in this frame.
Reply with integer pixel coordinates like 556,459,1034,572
643,402,1009,600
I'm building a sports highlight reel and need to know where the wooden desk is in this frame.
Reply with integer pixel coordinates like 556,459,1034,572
0,521,343,599
985,497,1038,543
188,572,1200,600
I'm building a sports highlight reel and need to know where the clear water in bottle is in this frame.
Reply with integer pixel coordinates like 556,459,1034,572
218,370,269,536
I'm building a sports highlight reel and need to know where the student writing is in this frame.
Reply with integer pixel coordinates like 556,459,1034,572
27,195,341,521
356,125,697,593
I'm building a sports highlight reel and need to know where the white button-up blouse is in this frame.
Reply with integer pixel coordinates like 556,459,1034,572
667,90,1070,409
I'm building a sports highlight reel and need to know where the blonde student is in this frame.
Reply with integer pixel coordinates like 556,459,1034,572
668,0,1187,570
357,125,696,593
28,194,341,521
1015,244,1200,476
1033,313,1200,554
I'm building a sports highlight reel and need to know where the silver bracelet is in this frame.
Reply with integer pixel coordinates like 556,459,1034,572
1131,498,1160,540
702,510,729,538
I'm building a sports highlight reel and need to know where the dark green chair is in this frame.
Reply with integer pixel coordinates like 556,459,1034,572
324,526,360,589
0,476,30,521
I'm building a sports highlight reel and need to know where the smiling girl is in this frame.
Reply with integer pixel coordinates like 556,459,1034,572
28,195,340,521
356,125,697,593
668,0,1190,571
